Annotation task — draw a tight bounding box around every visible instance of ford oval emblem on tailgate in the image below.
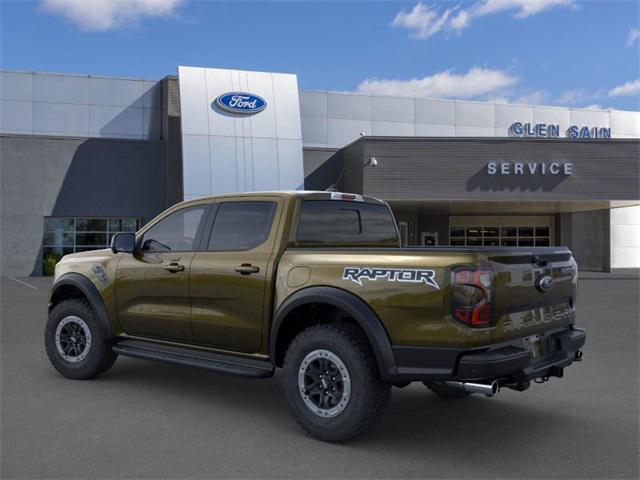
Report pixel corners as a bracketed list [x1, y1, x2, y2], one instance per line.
[214, 92, 266, 115]
[535, 274, 554, 293]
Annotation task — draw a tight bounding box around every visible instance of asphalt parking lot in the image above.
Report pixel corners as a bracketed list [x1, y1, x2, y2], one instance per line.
[1, 273, 638, 479]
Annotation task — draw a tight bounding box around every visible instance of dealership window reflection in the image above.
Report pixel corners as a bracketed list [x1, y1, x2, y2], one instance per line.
[450, 226, 550, 247]
[42, 217, 141, 275]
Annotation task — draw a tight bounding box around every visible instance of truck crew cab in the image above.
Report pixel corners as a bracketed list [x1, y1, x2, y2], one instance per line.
[46, 191, 586, 442]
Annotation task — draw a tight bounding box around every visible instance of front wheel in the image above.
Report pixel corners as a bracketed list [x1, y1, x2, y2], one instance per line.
[45, 299, 117, 379]
[282, 324, 391, 443]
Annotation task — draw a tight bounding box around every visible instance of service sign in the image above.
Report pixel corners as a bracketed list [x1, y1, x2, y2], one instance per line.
[214, 92, 267, 115]
[487, 161, 574, 176]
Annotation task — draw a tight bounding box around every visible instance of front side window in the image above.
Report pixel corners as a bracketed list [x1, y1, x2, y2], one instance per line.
[207, 201, 277, 251]
[141, 206, 206, 253]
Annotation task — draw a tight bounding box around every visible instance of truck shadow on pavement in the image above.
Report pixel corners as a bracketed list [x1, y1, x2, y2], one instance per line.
[101, 358, 575, 453]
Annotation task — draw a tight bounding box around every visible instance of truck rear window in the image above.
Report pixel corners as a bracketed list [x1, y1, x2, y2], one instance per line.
[296, 200, 399, 245]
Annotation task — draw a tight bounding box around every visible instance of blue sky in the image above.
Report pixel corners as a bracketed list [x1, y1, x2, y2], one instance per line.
[1, 0, 639, 110]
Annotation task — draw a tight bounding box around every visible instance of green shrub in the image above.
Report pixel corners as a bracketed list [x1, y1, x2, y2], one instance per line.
[43, 252, 62, 276]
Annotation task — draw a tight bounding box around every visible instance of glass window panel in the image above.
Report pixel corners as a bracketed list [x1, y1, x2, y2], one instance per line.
[76, 233, 107, 246]
[518, 227, 534, 237]
[297, 201, 398, 245]
[467, 238, 482, 246]
[43, 231, 74, 246]
[535, 238, 550, 246]
[501, 238, 517, 246]
[109, 218, 139, 232]
[451, 238, 465, 246]
[141, 206, 206, 252]
[450, 227, 465, 238]
[518, 238, 534, 246]
[466, 227, 482, 237]
[122, 218, 139, 232]
[75, 246, 106, 252]
[44, 217, 74, 232]
[483, 227, 499, 237]
[484, 238, 499, 246]
[501, 227, 517, 237]
[535, 227, 550, 237]
[209, 202, 277, 251]
[76, 218, 107, 231]
[108, 219, 123, 232]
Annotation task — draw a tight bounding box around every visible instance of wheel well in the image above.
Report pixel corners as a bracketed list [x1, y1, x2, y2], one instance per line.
[50, 284, 88, 311]
[273, 302, 369, 367]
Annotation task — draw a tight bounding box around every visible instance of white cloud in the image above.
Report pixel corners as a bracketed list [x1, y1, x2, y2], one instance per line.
[556, 89, 587, 105]
[392, 0, 576, 39]
[583, 104, 605, 110]
[608, 79, 640, 97]
[391, 3, 457, 39]
[470, 0, 577, 19]
[515, 90, 548, 105]
[40, 0, 184, 31]
[356, 67, 518, 99]
[627, 28, 640, 47]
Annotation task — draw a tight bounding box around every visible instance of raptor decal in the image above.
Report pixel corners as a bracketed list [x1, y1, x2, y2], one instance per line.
[342, 267, 439, 289]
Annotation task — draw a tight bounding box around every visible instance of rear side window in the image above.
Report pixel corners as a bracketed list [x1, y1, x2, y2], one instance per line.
[207, 201, 277, 251]
[297, 200, 399, 245]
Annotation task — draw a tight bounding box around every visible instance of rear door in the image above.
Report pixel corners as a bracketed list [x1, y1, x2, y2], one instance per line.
[190, 198, 282, 353]
[489, 250, 578, 343]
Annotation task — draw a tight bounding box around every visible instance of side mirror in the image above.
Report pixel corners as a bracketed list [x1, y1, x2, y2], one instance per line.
[111, 232, 136, 254]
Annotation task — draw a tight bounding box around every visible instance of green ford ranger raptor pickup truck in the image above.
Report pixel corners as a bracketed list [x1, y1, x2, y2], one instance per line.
[46, 191, 586, 442]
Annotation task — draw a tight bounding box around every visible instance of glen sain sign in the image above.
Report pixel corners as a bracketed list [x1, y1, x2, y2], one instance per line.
[214, 92, 266, 115]
[510, 122, 611, 139]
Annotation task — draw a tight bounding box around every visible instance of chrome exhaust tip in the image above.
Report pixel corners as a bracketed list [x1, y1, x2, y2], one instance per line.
[444, 380, 500, 397]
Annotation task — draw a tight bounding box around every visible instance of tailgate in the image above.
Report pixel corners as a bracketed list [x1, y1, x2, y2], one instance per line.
[488, 249, 578, 343]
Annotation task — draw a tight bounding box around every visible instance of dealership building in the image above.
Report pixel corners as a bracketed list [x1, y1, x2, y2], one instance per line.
[1, 66, 639, 275]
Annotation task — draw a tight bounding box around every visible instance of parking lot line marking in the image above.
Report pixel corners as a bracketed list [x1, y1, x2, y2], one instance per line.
[7, 277, 39, 290]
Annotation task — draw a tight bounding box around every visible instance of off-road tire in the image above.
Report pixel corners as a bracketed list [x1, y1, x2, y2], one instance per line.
[45, 299, 117, 379]
[423, 381, 472, 399]
[282, 323, 391, 443]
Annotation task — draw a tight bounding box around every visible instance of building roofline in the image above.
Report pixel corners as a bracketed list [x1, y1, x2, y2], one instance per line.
[0, 68, 160, 83]
[340, 135, 640, 150]
[299, 88, 640, 115]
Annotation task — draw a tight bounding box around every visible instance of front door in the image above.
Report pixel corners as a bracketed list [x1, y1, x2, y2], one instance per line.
[115, 204, 209, 343]
[190, 198, 281, 353]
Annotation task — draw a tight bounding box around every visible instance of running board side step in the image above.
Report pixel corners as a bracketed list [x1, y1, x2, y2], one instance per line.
[113, 340, 274, 379]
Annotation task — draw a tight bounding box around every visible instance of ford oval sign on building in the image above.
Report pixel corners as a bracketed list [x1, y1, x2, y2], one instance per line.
[214, 92, 267, 115]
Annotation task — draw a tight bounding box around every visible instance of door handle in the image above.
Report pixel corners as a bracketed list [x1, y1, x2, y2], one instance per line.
[234, 264, 260, 275]
[164, 262, 185, 273]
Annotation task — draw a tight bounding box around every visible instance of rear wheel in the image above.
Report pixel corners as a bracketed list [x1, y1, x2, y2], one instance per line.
[45, 299, 117, 379]
[424, 381, 472, 399]
[282, 324, 391, 443]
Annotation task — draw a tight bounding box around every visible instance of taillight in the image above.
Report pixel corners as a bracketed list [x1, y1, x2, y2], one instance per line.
[451, 267, 493, 328]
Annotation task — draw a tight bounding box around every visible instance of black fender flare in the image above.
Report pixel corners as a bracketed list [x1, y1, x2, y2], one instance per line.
[49, 273, 113, 339]
[270, 286, 398, 381]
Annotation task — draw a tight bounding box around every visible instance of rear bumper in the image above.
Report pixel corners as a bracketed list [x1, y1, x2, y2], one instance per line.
[392, 327, 586, 383]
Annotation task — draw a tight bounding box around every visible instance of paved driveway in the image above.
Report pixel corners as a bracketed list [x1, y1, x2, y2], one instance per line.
[1, 274, 638, 479]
